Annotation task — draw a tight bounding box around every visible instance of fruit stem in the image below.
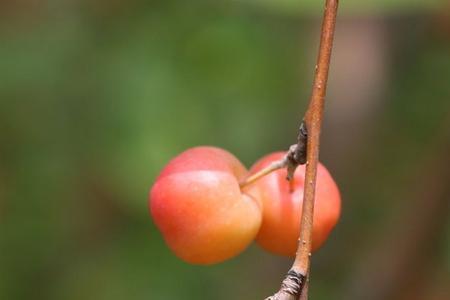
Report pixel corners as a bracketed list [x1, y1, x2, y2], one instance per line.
[265, 0, 339, 299]
[239, 158, 287, 189]
[239, 137, 308, 190]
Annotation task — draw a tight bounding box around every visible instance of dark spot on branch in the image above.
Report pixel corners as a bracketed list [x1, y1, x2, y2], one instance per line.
[265, 269, 306, 300]
[286, 121, 308, 181]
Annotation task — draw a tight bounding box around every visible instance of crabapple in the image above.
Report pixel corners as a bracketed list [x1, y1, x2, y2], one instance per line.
[249, 152, 340, 257]
[149, 146, 261, 265]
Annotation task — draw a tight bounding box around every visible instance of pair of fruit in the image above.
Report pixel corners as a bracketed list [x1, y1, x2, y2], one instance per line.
[149, 146, 340, 265]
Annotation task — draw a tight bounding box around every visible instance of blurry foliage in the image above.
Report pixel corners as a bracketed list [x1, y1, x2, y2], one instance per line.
[235, 0, 445, 15]
[0, 1, 449, 300]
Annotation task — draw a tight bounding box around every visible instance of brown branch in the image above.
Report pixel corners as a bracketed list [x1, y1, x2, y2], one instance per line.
[299, 279, 309, 300]
[265, 0, 339, 299]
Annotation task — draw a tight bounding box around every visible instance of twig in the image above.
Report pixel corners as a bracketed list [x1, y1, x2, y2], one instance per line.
[265, 0, 339, 299]
[239, 125, 307, 189]
[299, 279, 309, 300]
[239, 158, 287, 189]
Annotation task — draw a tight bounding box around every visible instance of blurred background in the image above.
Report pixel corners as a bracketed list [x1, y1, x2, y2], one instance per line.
[1, 0, 449, 299]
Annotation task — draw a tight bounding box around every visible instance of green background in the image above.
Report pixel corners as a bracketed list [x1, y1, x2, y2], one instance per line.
[1, 1, 449, 299]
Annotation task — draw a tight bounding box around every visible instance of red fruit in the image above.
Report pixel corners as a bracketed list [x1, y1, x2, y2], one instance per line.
[149, 146, 261, 265]
[249, 152, 340, 257]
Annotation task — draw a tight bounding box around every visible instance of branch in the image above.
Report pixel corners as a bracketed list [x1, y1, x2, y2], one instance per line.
[265, 0, 339, 299]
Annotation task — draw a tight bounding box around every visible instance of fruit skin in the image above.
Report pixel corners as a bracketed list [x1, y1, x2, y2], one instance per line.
[249, 152, 341, 257]
[149, 146, 261, 265]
